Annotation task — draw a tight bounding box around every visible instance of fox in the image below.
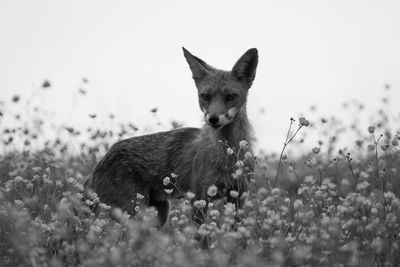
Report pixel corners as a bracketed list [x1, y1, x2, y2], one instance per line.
[85, 47, 258, 229]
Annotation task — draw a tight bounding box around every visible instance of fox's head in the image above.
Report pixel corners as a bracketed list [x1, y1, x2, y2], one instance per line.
[183, 47, 258, 129]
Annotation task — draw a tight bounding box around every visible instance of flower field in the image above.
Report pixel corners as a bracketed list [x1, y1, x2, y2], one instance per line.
[1, 84, 399, 266]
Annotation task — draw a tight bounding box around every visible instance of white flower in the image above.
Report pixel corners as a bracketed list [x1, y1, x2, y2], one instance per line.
[207, 185, 218, 197]
[244, 152, 253, 160]
[164, 189, 173, 194]
[14, 176, 25, 183]
[170, 173, 178, 178]
[232, 168, 243, 179]
[239, 140, 249, 149]
[163, 177, 171, 186]
[356, 181, 370, 191]
[186, 192, 195, 200]
[359, 171, 369, 179]
[235, 160, 244, 168]
[229, 190, 239, 198]
[193, 200, 207, 209]
[293, 199, 303, 210]
[136, 193, 144, 199]
[227, 147, 234, 155]
[67, 177, 77, 184]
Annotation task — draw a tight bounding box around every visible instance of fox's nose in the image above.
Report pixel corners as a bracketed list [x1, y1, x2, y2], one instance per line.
[208, 115, 220, 126]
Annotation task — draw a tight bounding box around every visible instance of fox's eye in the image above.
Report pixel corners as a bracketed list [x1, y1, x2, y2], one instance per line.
[226, 94, 238, 101]
[201, 94, 211, 101]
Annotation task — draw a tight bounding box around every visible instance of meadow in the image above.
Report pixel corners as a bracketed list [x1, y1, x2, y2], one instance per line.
[0, 82, 399, 267]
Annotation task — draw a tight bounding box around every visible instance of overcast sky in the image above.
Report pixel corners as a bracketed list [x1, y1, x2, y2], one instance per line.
[1, 0, 399, 153]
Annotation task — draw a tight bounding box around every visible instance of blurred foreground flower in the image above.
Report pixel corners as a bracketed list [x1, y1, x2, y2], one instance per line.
[367, 126, 375, 134]
[299, 117, 310, 127]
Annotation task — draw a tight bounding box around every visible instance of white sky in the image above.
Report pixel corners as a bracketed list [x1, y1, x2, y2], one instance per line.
[0, 0, 399, 153]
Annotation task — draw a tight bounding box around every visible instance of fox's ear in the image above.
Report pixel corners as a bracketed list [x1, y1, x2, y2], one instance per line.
[231, 48, 258, 88]
[182, 47, 212, 83]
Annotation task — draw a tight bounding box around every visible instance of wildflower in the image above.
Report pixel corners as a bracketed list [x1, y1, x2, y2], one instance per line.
[99, 203, 111, 210]
[271, 188, 280, 196]
[171, 173, 178, 178]
[67, 177, 77, 184]
[312, 147, 320, 154]
[171, 216, 179, 224]
[244, 151, 253, 160]
[26, 182, 33, 189]
[14, 199, 24, 206]
[304, 175, 315, 184]
[232, 168, 243, 179]
[239, 140, 249, 149]
[31, 167, 42, 172]
[229, 190, 239, 198]
[12, 95, 20, 103]
[235, 160, 244, 168]
[186, 191, 195, 200]
[371, 207, 378, 215]
[136, 193, 144, 199]
[356, 181, 370, 191]
[164, 189, 173, 194]
[293, 199, 303, 210]
[209, 209, 220, 217]
[193, 200, 207, 209]
[226, 147, 234, 155]
[163, 177, 171, 186]
[42, 80, 51, 88]
[14, 176, 25, 183]
[73, 183, 84, 191]
[299, 117, 310, 127]
[367, 126, 375, 134]
[85, 199, 94, 206]
[315, 190, 323, 198]
[359, 171, 369, 179]
[207, 185, 218, 197]
[381, 144, 389, 151]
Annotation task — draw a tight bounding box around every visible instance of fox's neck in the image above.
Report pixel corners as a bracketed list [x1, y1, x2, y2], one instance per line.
[204, 109, 254, 151]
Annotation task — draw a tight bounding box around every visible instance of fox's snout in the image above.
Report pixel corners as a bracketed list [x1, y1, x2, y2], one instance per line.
[204, 107, 237, 129]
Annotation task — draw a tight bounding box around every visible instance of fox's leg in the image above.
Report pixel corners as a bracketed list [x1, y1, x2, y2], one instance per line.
[149, 199, 170, 228]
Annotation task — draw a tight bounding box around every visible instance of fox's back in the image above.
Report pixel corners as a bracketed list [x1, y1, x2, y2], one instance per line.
[93, 127, 200, 184]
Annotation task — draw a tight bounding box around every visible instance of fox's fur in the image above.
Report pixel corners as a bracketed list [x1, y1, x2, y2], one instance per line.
[85, 47, 258, 228]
